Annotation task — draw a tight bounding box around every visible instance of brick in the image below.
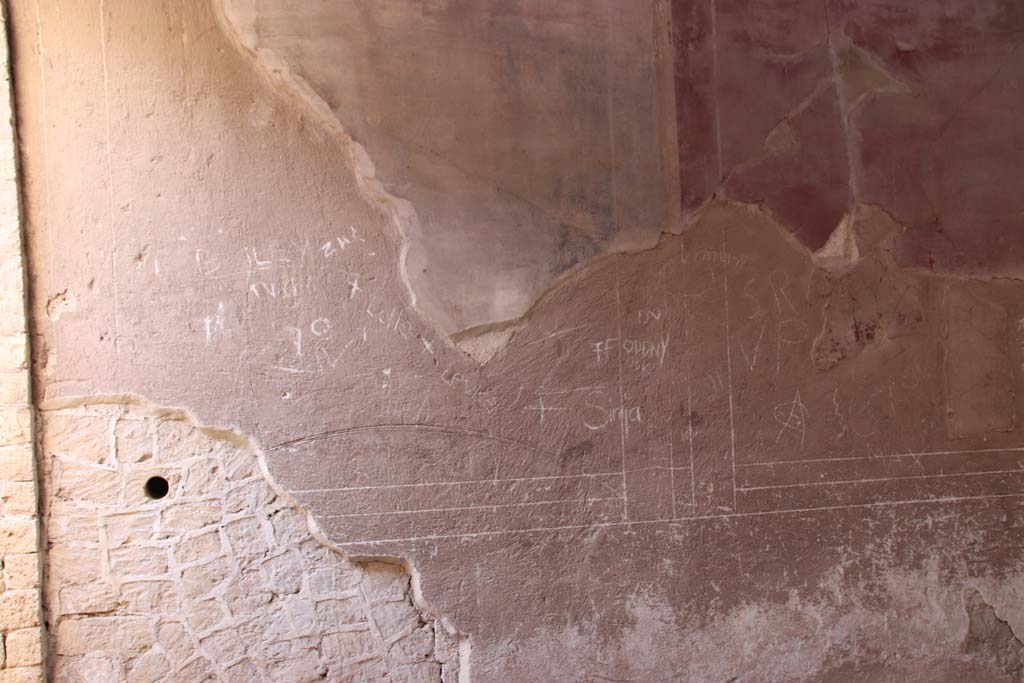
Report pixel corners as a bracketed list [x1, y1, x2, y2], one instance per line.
[5, 627, 42, 667]
[0, 590, 40, 628]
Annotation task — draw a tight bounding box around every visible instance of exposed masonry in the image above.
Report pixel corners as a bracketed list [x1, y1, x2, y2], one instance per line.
[0, 1, 44, 681]
[40, 401, 463, 682]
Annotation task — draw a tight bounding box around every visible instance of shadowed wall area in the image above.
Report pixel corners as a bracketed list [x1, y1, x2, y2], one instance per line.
[6, 0, 1024, 681]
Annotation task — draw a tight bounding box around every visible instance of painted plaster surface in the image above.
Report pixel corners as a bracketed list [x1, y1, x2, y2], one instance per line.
[222, 0, 681, 335]
[9, 0, 1024, 681]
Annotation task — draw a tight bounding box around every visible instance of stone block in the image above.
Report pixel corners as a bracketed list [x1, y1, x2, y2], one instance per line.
[160, 500, 220, 534]
[219, 446, 259, 481]
[0, 482, 36, 517]
[155, 419, 209, 462]
[392, 624, 437, 662]
[45, 499, 99, 544]
[40, 411, 110, 464]
[51, 459, 119, 505]
[114, 417, 155, 464]
[54, 616, 152, 656]
[392, 662, 443, 683]
[185, 598, 226, 633]
[3, 553, 38, 590]
[224, 659, 262, 683]
[179, 458, 224, 497]
[170, 655, 214, 683]
[173, 529, 222, 566]
[122, 468, 181, 507]
[0, 590, 39, 628]
[57, 582, 117, 616]
[0, 335, 26, 373]
[0, 445, 33, 482]
[180, 557, 234, 600]
[5, 627, 42, 667]
[102, 510, 157, 547]
[47, 546, 101, 586]
[0, 519, 36, 555]
[0, 406, 31, 447]
[0, 666, 44, 683]
[222, 568, 272, 614]
[223, 480, 272, 515]
[199, 627, 245, 662]
[0, 370, 27, 405]
[262, 550, 303, 594]
[127, 649, 170, 683]
[284, 594, 318, 635]
[108, 545, 169, 578]
[156, 621, 194, 662]
[315, 597, 365, 626]
[270, 508, 308, 546]
[120, 581, 177, 615]
[360, 562, 409, 603]
[224, 516, 272, 561]
[321, 628, 378, 663]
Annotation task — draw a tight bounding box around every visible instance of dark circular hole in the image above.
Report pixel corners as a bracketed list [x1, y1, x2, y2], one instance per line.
[144, 476, 170, 500]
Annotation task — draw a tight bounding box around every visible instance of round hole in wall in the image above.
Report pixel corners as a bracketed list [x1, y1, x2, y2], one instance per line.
[144, 476, 170, 500]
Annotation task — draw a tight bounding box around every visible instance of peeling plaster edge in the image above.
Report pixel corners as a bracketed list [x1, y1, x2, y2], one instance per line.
[36, 393, 472, 680]
[208, 0, 458, 344]
[208, 0, 693, 362]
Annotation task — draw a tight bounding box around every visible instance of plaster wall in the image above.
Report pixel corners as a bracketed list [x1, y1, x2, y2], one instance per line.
[8, 0, 1024, 682]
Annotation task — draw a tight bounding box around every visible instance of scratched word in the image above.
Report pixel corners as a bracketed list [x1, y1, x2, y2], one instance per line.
[681, 245, 753, 269]
[583, 389, 644, 432]
[592, 336, 669, 368]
